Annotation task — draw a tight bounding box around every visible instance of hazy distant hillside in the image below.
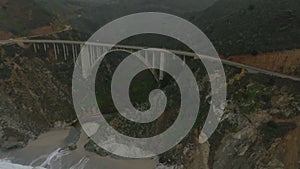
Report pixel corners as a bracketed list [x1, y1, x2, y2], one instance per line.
[33, 0, 217, 34]
[0, 0, 110, 39]
[190, 0, 300, 56]
[0, 0, 217, 37]
[65, 0, 217, 34]
[33, 0, 110, 17]
[101, 0, 216, 12]
[0, 0, 53, 36]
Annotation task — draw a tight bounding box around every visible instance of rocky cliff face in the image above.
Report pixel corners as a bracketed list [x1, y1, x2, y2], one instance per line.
[83, 59, 300, 168]
[0, 44, 75, 151]
[0, 41, 299, 169]
[184, 71, 300, 169]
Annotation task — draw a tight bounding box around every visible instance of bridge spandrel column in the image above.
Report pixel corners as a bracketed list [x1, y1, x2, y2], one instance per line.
[95, 46, 98, 57]
[159, 52, 165, 80]
[97, 46, 102, 59]
[102, 46, 108, 54]
[144, 51, 150, 65]
[81, 45, 91, 79]
[88, 45, 94, 67]
[152, 51, 156, 69]
[92, 46, 96, 63]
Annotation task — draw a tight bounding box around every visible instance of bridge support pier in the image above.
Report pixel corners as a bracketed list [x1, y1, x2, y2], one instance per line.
[33, 43, 37, 53]
[66, 44, 69, 56]
[71, 45, 75, 62]
[43, 43, 47, 52]
[63, 44, 67, 60]
[53, 44, 57, 60]
[56, 44, 60, 55]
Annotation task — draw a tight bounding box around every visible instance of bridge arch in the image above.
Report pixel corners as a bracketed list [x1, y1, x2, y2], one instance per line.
[81, 47, 159, 82]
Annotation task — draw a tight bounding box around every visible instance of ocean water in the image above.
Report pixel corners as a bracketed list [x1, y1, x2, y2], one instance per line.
[0, 128, 157, 169]
[0, 148, 87, 169]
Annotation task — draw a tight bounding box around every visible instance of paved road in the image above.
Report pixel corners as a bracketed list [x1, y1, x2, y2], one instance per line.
[1, 39, 300, 82]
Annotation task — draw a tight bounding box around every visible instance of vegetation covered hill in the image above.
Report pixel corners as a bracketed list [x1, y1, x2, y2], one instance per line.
[0, 0, 54, 37]
[61, 0, 217, 34]
[189, 0, 300, 56]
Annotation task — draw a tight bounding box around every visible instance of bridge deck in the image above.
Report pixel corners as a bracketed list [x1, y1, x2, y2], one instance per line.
[0, 39, 299, 82]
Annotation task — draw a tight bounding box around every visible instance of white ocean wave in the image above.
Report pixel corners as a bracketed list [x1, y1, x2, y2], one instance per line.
[0, 148, 89, 169]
